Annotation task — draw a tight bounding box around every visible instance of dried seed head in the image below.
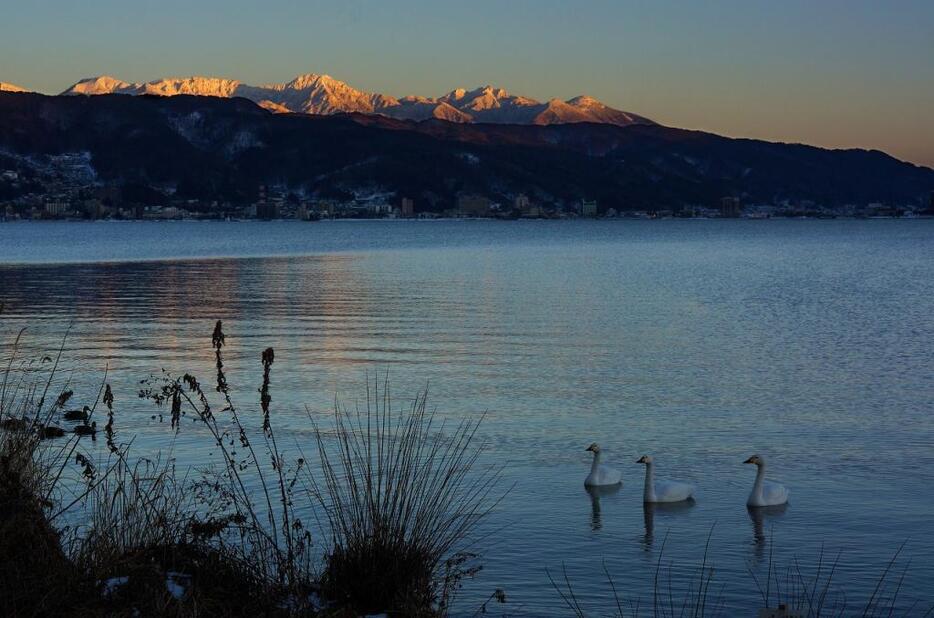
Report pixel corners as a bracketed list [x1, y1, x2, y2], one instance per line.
[212, 320, 225, 350]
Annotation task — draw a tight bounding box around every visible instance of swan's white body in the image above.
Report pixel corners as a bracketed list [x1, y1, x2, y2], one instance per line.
[637, 456, 695, 503]
[584, 444, 621, 487]
[745, 455, 789, 507]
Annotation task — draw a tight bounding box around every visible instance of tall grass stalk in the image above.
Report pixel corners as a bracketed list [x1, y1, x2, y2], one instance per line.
[138, 321, 314, 601]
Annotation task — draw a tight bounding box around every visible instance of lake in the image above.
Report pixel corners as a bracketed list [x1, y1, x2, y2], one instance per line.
[1, 219, 933, 615]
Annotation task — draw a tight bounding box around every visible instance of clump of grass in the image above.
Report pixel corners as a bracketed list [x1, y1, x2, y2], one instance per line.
[0, 326, 102, 614]
[750, 539, 926, 618]
[0, 417, 82, 615]
[71, 455, 191, 573]
[549, 528, 723, 618]
[68, 453, 284, 615]
[549, 530, 933, 618]
[309, 380, 501, 616]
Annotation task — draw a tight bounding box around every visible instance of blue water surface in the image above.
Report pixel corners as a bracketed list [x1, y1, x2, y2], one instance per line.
[1, 219, 932, 615]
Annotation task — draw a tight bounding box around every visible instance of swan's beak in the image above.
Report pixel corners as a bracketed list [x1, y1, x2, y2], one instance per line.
[585, 446, 593, 452]
[743, 457, 755, 464]
[635, 457, 646, 463]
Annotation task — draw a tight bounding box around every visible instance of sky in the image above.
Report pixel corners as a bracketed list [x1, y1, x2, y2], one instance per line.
[2, 0, 933, 167]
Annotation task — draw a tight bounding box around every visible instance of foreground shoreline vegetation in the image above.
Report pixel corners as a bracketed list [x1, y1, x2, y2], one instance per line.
[1, 312, 931, 617]
[1, 317, 501, 616]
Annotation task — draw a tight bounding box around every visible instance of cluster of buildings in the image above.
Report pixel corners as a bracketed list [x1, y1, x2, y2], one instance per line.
[2, 155, 933, 222]
[231, 191, 605, 221]
[440, 195, 597, 219]
[247, 190, 416, 221]
[0, 177, 607, 221]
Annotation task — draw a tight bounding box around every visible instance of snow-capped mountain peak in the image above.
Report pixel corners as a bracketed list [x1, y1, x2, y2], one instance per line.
[446, 88, 469, 101]
[57, 72, 654, 127]
[568, 95, 602, 107]
[65, 75, 138, 95]
[140, 76, 242, 98]
[281, 73, 330, 90]
[0, 82, 29, 93]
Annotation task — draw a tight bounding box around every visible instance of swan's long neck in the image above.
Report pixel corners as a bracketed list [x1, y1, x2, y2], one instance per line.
[751, 463, 766, 499]
[643, 462, 656, 502]
[590, 450, 602, 473]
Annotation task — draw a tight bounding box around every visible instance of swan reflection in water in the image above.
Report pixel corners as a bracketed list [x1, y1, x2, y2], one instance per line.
[642, 499, 695, 549]
[585, 483, 622, 531]
[747, 503, 788, 564]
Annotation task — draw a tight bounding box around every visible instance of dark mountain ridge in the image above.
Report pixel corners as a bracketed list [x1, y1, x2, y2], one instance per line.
[1, 91, 931, 212]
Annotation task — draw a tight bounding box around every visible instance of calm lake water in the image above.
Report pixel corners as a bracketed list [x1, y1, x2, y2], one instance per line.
[1, 219, 933, 615]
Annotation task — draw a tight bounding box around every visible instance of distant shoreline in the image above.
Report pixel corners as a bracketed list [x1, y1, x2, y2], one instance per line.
[1, 215, 932, 224]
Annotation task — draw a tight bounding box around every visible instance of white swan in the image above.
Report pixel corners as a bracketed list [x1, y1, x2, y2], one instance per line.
[584, 443, 622, 486]
[744, 454, 789, 507]
[636, 455, 695, 503]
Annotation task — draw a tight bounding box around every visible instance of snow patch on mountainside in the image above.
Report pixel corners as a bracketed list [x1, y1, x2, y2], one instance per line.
[165, 111, 207, 146]
[256, 100, 291, 114]
[224, 130, 263, 157]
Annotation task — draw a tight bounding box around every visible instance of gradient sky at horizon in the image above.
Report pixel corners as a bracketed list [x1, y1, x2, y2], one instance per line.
[2, 0, 933, 167]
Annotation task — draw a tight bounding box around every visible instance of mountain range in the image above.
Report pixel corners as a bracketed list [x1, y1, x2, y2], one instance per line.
[1, 91, 931, 213]
[57, 73, 655, 127]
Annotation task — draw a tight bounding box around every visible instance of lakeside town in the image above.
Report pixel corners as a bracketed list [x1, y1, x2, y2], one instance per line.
[2, 153, 933, 222]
